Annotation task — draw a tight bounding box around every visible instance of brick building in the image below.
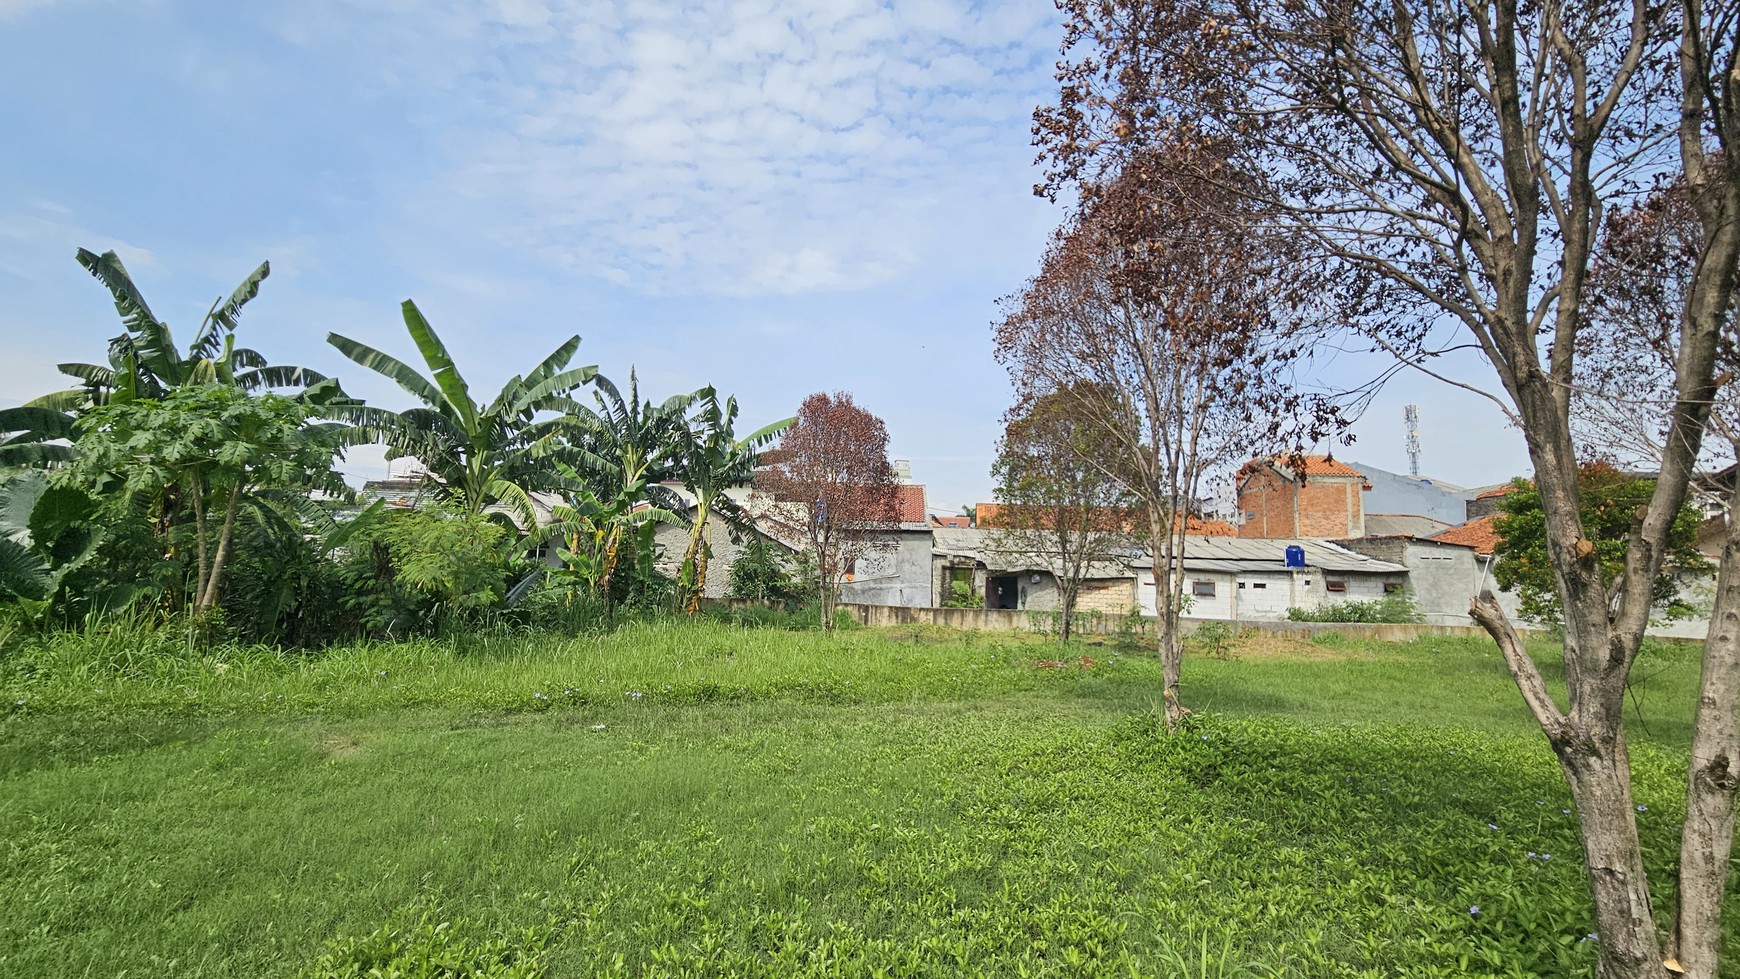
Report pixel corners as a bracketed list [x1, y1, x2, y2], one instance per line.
[1236, 456, 1371, 538]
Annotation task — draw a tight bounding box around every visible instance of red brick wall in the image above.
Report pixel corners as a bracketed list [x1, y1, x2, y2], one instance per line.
[1237, 469, 1295, 538]
[1237, 468, 1364, 538]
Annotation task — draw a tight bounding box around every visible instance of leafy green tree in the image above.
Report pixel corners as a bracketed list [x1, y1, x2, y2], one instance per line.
[1495, 462, 1712, 626]
[33, 249, 339, 411]
[66, 385, 345, 613]
[671, 389, 790, 613]
[328, 301, 595, 529]
[334, 505, 515, 636]
[724, 533, 801, 605]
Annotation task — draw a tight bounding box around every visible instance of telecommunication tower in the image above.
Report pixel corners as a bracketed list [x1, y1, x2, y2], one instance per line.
[1404, 404, 1421, 477]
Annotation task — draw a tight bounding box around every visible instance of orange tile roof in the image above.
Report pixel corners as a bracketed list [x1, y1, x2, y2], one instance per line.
[1241, 455, 1366, 479]
[975, 502, 1233, 536]
[1476, 483, 1523, 500]
[894, 484, 927, 524]
[931, 514, 972, 528]
[1431, 514, 1502, 554]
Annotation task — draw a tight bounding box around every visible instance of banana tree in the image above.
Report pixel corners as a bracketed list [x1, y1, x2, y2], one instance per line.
[672, 390, 791, 614]
[0, 406, 75, 467]
[533, 463, 681, 602]
[564, 371, 698, 601]
[328, 300, 596, 530]
[32, 248, 340, 412]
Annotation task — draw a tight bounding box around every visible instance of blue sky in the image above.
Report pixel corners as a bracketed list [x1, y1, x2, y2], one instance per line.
[0, 0, 1531, 510]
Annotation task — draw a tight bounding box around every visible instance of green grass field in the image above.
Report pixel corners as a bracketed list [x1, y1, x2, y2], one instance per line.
[0, 622, 1727, 977]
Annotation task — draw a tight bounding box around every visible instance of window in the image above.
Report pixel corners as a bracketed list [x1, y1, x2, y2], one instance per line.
[1383, 582, 1403, 594]
[1192, 580, 1216, 598]
[1252, 582, 1267, 590]
[1325, 579, 1347, 593]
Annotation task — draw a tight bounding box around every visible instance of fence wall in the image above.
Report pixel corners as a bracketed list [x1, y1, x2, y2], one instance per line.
[836, 602, 1519, 643]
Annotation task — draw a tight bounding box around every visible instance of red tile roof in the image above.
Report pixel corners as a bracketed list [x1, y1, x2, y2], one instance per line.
[974, 502, 1234, 536]
[895, 484, 927, 524]
[1431, 514, 1502, 554]
[1476, 484, 1522, 500]
[1241, 455, 1366, 479]
[931, 514, 972, 528]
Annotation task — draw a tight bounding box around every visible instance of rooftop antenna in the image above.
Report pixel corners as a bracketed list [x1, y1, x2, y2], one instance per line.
[1404, 404, 1421, 477]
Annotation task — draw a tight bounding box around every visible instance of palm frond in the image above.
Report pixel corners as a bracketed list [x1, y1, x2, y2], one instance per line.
[400, 301, 479, 433]
[76, 249, 162, 338]
[328, 332, 445, 409]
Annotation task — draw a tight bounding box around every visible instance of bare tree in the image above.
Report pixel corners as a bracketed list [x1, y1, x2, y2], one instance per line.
[1033, 0, 1738, 972]
[997, 145, 1330, 728]
[755, 392, 900, 632]
[990, 383, 1140, 641]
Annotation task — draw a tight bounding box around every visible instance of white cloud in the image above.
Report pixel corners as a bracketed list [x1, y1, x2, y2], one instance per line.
[328, 0, 1060, 297]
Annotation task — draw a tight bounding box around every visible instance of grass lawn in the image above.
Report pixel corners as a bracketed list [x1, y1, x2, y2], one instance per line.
[0, 622, 1727, 977]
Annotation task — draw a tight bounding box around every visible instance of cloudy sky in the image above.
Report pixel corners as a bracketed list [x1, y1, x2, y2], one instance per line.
[0, 0, 1531, 510]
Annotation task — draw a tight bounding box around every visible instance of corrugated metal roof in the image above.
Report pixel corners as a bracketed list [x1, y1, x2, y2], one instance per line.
[1130, 536, 1407, 574]
[932, 527, 1132, 578]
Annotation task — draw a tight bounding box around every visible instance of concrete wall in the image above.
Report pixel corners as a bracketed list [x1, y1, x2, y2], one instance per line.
[836, 602, 1544, 642]
[652, 519, 759, 599]
[839, 529, 933, 608]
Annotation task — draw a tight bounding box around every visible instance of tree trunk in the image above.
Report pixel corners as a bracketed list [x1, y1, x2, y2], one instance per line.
[1558, 737, 1663, 979]
[1058, 582, 1078, 642]
[1670, 486, 1740, 978]
[198, 487, 242, 613]
[189, 476, 210, 612]
[680, 511, 710, 616]
[596, 526, 622, 612]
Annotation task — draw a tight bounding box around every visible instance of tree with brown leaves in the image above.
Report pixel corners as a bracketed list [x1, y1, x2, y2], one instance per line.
[755, 392, 900, 632]
[1034, 0, 1738, 971]
[997, 144, 1332, 728]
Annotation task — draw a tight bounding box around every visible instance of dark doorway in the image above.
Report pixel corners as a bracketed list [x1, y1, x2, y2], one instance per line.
[988, 574, 1020, 610]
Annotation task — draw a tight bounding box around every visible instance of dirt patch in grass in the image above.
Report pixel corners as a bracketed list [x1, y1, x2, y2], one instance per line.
[318, 731, 367, 760]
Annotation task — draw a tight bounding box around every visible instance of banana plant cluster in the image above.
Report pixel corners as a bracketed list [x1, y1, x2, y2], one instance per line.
[4, 246, 789, 627]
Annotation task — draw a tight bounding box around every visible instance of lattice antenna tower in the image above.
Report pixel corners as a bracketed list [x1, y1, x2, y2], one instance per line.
[1404, 404, 1421, 477]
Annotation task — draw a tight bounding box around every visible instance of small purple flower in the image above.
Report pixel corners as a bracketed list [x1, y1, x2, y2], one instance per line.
[1487, 823, 1498, 831]
[1562, 809, 1571, 815]
[1637, 805, 1649, 813]
[1469, 905, 1480, 917]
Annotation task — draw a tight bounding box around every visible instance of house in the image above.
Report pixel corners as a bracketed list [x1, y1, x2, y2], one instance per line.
[1130, 536, 1407, 620]
[1335, 533, 1518, 626]
[1236, 456, 1371, 538]
[930, 527, 1135, 613]
[836, 484, 934, 608]
[1346, 460, 1480, 527]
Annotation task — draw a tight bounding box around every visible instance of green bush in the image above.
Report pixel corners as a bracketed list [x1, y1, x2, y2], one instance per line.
[1286, 591, 1423, 624]
[942, 580, 983, 608]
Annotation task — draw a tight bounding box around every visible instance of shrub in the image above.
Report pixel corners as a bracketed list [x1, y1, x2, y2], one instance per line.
[1286, 591, 1423, 624]
[942, 580, 984, 609]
